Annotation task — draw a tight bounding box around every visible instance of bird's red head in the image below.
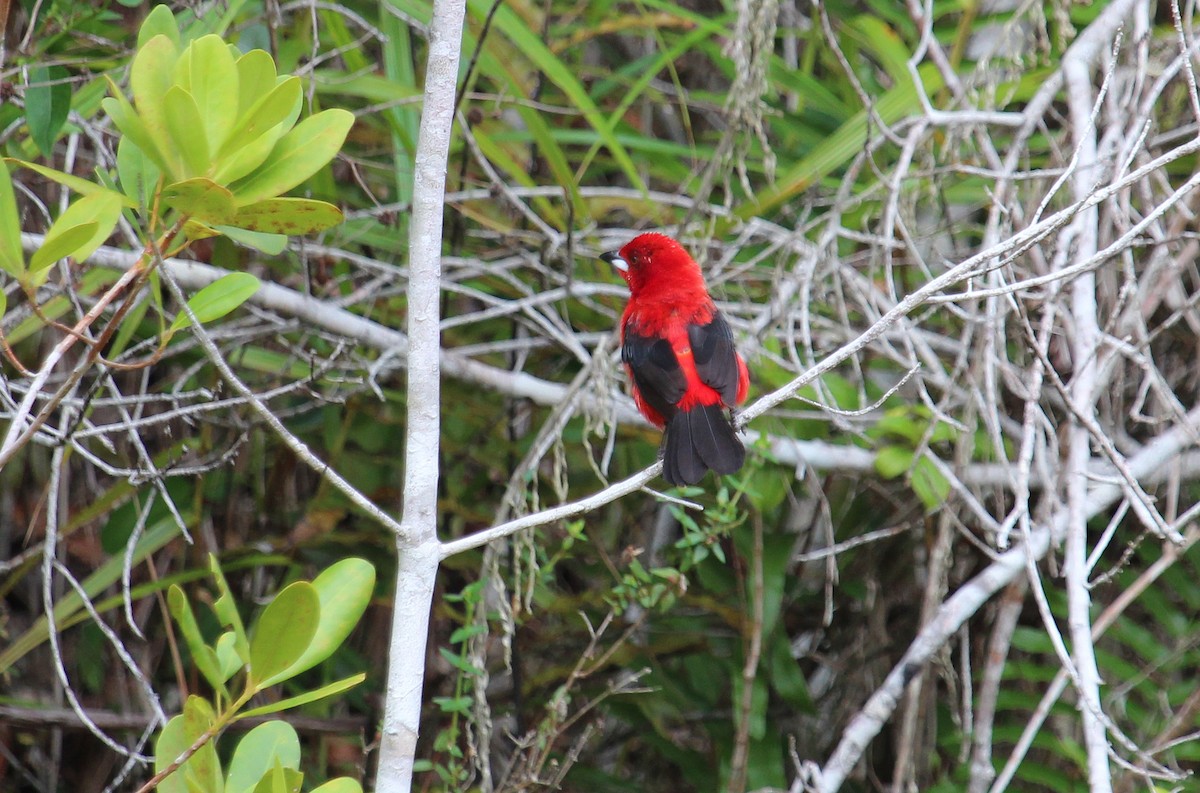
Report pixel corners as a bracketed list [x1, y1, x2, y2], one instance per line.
[600, 233, 706, 299]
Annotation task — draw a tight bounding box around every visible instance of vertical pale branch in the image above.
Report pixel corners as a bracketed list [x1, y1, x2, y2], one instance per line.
[1062, 53, 1113, 793]
[375, 0, 467, 791]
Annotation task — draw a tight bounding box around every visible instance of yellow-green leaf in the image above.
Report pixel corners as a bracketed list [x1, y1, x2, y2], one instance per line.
[0, 161, 24, 277]
[161, 177, 236, 225]
[229, 109, 354, 205]
[4, 158, 136, 206]
[101, 84, 173, 177]
[116, 136, 162, 209]
[28, 193, 123, 280]
[130, 34, 182, 178]
[29, 221, 99, 273]
[233, 198, 343, 235]
[216, 76, 301, 161]
[137, 4, 180, 50]
[168, 272, 261, 336]
[235, 49, 279, 119]
[175, 35, 238, 154]
[214, 226, 287, 254]
[163, 86, 209, 177]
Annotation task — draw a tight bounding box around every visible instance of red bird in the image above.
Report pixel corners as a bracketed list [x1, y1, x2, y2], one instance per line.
[601, 233, 750, 486]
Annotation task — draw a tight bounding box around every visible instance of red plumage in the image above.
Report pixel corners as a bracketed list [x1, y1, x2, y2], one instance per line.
[601, 233, 749, 486]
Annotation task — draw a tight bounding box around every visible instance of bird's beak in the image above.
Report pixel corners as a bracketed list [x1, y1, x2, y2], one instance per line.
[600, 250, 629, 272]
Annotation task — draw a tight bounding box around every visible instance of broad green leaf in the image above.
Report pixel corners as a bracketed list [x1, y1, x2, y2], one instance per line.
[248, 581, 319, 688]
[277, 558, 374, 680]
[28, 221, 99, 274]
[117, 136, 162, 209]
[235, 49, 278, 118]
[0, 290, 7, 318]
[5, 158, 136, 205]
[161, 178, 236, 225]
[874, 445, 913, 479]
[225, 722, 300, 793]
[180, 697, 221, 793]
[214, 226, 287, 254]
[28, 192, 124, 277]
[102, 87, 173, 176]
[26, 66, 72, 158]
[0, 161, 24, 277]
[130, 35, 183, 177]
[163, 86, 210, 177]
[311, 780, 363, 793]
[138, 4, 181, 50]
[168, 272, 260, 336]
[154, 714, 192, 793]
[232, 198, 343, 235]
[238, 673, 365, 719]
[167, 586, 228, 696]
[212, 128, 286, 185]
[216, 77, 301, 161]
[175, 35, 239, 154]
[229, 109, 354, 205]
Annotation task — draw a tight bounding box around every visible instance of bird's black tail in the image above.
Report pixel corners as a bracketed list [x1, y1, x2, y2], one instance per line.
[661, 403, 745, 486]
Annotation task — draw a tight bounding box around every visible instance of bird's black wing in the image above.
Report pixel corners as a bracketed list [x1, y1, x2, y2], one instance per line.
[622, 330, 687, 421]
[687, 309, 741, 406]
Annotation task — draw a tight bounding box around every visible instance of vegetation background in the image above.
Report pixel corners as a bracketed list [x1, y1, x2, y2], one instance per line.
[3, 0, 1200, 791]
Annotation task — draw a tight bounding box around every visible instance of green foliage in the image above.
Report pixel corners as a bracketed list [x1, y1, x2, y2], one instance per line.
[153, 555, 372, 793]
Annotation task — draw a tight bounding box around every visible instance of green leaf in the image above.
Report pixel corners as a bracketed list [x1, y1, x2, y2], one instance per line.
[216, 77, 301, 161]
[167, 586, 229, 696]
[161, 178, 237, 225]
[130, 34, 183, 178]
[4, 158, 136, 205]
[208, 554, 250, 662]
[225, 722, 300, 793]
[277, 558, 374, 681]
[215, 632, 244, 682]
[229, 109, 354, 205]
[155, 696, 221, 793]
[117, 136, 162, 209]
[232, 198, 343, 235]
[26, 66, 72, 158]
[251, 763, 302, 793]
[912, 456, 950, 510]
[174, 35, 239, 155]
[164, 86, 210, 178]
[28, 221, 99, 274]
[235, 50, 279, 119]
[180, 696, 222, 792]
[167, 272, 261, 337]
[26, 192, 123, 280]
[874, 445, 913, 479]
[214, 226, 287, 254]
[248, 581, 320, 689]
[238, 673, 365, 719]
[138, 4, 181, 50]
[154, 714, 191, 793]
[310, 779, 363, 793]
[0, 161, 25, 277]
[102, 84, 173, 176]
